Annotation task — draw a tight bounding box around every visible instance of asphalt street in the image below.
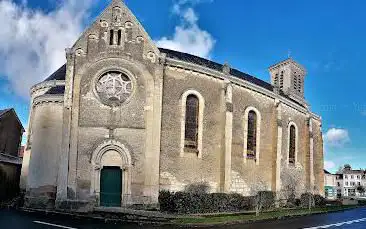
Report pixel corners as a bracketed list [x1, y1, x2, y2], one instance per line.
[1, 207, 366, 229]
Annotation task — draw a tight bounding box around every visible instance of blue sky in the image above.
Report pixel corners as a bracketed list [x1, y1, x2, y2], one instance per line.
[1, 0, 365, 172]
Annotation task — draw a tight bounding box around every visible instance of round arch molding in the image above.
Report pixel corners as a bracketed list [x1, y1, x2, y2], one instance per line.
[90, 139, 132, 206]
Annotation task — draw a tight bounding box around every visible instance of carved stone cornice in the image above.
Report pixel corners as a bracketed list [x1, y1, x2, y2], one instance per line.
[33, 94, 64, 107]
[30, 80, 65, 95]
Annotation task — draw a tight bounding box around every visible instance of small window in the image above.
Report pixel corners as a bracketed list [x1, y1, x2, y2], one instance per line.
[346, 182, 348, 186]
[345, 175, 348, 179]
[351, 175, 354, 179]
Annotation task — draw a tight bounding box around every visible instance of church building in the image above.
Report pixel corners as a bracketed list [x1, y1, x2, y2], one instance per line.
[25, 0, 324, 210]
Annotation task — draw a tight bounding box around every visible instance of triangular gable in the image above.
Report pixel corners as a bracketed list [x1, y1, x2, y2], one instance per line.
[71, 0, 160, 62]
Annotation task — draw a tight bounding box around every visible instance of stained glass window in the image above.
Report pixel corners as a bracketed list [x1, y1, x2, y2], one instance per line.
[289, 125, 296, 165]
[184, 95, 199, 151]
[247, 110, 257, 158]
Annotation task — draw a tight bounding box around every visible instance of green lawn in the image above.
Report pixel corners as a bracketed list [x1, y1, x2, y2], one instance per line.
[172, 205, 358, 225]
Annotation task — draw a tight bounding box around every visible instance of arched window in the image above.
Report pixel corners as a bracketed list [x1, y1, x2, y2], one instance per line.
[243, 107, 261, 164]
[289, 124, 296, 165]
[184, 95, 199, 150]
[180, 90, 205, 158]
[117, 30, 122, 45]
[247, 111, 257, 158]
[109, 29, 114, 45]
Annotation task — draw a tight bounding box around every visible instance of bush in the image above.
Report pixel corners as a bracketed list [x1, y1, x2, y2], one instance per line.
[158, 191, 255, 214]
[184, 182, 210, 194]
[314, 194, 326, 207]
[300, 193, 315, 208]
[257, 191, 276, 210]
[158, 190, 176, 213]
[325, 199, 342, 206]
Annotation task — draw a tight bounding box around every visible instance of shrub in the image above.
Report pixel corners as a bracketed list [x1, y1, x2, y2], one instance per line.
[184, 182, 210, 194]
[300, 193, 315, 208]
[257, 191, 276, 210]
[158, 190, 176, 213]
[314, 194, 326, 207]
[158, 191, 256, 214]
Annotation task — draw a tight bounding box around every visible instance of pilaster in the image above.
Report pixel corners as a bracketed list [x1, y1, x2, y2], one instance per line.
[143, 58, 164, 204]
[56, 49, 75, 202]
[309, 117, 315, 192]
[275, 100, 282, 193]
[224, 81, 233, 193]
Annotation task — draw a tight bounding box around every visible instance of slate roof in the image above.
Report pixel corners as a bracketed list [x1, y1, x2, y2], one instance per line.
[324, 169, 331, 174]
[159, 48, 274, 91]
[0, 109, 11, 118]
[40, 48, 304, 107]
[45, 85, 66, 95]
[43, 64, 66, 82]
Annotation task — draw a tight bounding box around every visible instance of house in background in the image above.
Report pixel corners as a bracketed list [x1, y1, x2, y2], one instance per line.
[0, 108, 24, 201]
[324, 170, 337, 199]
[326, 165, 366, 199]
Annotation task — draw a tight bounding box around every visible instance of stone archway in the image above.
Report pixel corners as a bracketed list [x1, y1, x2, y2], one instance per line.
[91, 140, 132, 206]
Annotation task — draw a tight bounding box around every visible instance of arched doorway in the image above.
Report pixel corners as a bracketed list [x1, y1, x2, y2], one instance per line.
[91, 140, 132, 207]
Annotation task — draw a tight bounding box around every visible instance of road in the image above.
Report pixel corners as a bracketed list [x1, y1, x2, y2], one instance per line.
[1, 207, 366, 229]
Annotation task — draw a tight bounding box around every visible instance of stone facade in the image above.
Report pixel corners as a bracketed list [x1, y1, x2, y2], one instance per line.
[25, 0, 324, 210]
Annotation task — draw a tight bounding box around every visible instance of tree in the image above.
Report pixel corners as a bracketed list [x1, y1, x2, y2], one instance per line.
[336, 166, 344, 174]
[344, 164, 352, 171]
[357, 185, 365, 196]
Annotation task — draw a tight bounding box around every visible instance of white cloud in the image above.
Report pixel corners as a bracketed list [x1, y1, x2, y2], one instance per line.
[324, 160, 336, 170]
[323, 128, 350, 147]
[0, 0, 93, 98]
[156, 1, 215, 58]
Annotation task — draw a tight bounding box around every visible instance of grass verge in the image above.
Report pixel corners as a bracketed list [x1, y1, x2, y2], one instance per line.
[172, 205, 358, 225]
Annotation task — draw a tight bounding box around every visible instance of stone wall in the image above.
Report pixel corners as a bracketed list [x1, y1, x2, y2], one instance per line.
[26, 101, 63, 208]
[231, 85, 275, 194]
[160, 67, 224, 193]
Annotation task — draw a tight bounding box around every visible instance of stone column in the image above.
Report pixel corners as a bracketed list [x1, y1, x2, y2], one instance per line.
[275, 100, 282, 193]
[224, 81, 233, 193]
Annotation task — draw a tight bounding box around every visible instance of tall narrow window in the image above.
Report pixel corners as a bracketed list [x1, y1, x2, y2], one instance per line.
[280, 71, 284, 89]
[117, 30, 122, 45]
[184, 95, 199, 151]
[109, 30, 114, 45]
[247, 111, 257, 158]
[289, 124, 296, 165]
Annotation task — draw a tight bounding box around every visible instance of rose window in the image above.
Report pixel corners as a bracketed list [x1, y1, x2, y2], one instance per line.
[96, 71, 133, 105]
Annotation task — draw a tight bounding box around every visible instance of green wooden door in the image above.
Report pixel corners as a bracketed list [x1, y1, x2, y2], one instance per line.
[100, 167, 122, 207]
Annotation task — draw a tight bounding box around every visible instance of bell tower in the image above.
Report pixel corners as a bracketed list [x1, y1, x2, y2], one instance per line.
[269, 58, 306, 103]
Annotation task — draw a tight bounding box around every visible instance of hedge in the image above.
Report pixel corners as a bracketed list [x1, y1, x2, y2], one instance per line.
[159, 190, 278, 214]
[300, 193, 326, 208]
